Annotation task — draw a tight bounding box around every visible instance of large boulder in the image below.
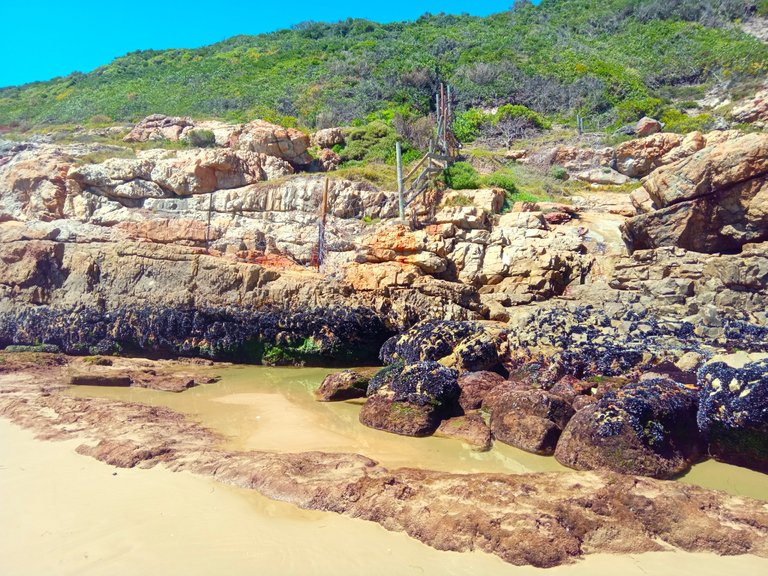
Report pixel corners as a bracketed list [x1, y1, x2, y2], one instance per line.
[366, 361, 460, 406]
[232, 120, 312, 166]
[697, 359, 768, 472]
[555, 378, 704, 478]
[490, 389, 574, 455]
[360, 361, 460, 436]
[615, 133, 683, 178]
[359, 395, 443, 437]
[379, 320, 500, 372]
[731, 88, 768, 124]
[621, 133, 768, 253]
[0, 144, 71, 222]
[435, 413, 492, 451]
[575, 168, 630, 186]
[635, 117, 662, 137]
[311, 127, 345, 149]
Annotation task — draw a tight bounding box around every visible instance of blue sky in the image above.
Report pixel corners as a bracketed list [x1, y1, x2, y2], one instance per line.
[1, 1, 538, 88]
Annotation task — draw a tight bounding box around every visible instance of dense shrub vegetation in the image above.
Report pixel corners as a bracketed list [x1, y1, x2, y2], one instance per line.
[0, 0, 765, 128]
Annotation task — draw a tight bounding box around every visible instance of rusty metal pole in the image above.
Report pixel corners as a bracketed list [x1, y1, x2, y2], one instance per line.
[317, 176, 329, 272]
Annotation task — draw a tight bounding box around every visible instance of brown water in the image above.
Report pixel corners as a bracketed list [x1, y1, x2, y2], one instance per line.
[68, 365, 567, 475]
[67, 365, 768, 500]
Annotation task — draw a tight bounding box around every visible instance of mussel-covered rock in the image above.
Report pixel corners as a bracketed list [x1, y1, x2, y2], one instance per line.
[490, 390, 575, 455]
[0, 305, 390, 366]
[697, 359, 768, 472]
[379, 320, 499, 372]
[315, 370, 369, 402]
[555, 378, 704, 478]
[360, 361, 460, 436]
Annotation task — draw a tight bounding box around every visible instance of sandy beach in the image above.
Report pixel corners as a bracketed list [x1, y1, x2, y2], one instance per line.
[3, 417, 768, 576]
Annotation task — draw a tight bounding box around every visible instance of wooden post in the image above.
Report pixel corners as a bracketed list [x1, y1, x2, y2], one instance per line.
[206, 192, 213, 248]
[396, 141, 405, 222]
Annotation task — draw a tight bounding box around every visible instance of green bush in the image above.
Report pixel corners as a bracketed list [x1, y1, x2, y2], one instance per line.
[549, 165, 569, 180]
[615, 97, 664, 124]
[481, 170, 517, 192]
[443, 193, 473, 207]
[493, 105, 550, 130]
[88, 114, 113, 125]
[338, 120, 417, 165]
[452, 105, 549, 144]
[188, 129, 217, 148]
[443, 162, 480, 189]
[453, 109, 485, 143]
[659, 108, 715, 133]
[758, 0, 768, 16]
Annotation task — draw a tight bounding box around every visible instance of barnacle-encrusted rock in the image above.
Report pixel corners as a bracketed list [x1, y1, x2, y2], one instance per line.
[697, 358, 768, 472]
[555, 378, 704, 478]
[490, 389, 574, 455]
[457, 370, 506, 411]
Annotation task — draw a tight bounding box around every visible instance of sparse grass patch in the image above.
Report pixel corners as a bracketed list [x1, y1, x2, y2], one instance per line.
[333, 162, 398, 190]
[83, 356, 113, 366]
[76, 147, 136, 165]
[443, 193, 474, 207]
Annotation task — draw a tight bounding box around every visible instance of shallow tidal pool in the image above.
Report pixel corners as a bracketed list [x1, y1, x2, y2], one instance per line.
[66, 365, 768, 500]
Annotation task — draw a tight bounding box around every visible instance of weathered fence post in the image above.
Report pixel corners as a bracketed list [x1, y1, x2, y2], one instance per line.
[396, 141, 405, 222]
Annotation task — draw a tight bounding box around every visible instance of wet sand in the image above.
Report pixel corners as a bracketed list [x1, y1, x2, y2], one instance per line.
[3, 419, 768, 576]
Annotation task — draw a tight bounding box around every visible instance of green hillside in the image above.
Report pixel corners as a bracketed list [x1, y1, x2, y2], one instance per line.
[1, 0, 766, 128]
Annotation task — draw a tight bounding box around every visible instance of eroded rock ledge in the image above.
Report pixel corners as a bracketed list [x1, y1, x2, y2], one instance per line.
[0, 355, 766, 569]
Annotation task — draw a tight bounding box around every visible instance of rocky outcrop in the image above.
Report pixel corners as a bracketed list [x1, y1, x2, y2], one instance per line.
[526, 145, 614, 173]
[615, 133, 683, 178]
[731, 88, 768, 125]
[622, 133, 768, 253]
[315, 370, 369, 401]
[123, 114, 195, 142]
[697, 358, 768, 472]
[70, 148, 293, 198]
[0, 142, 103, 222]
[230, 120, 311, 166]
[123, 116, 312, 167]
[555, 378, 704, 478]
